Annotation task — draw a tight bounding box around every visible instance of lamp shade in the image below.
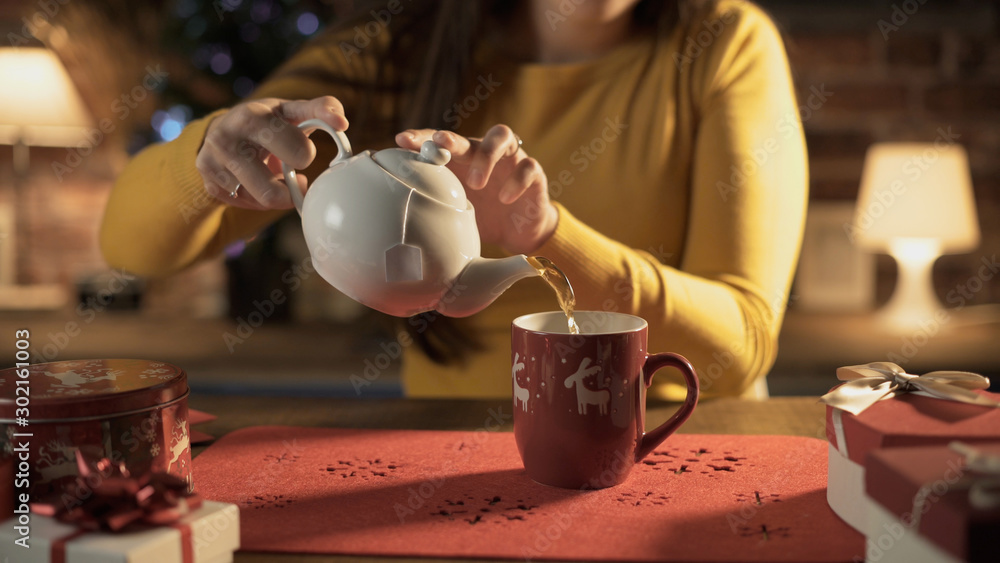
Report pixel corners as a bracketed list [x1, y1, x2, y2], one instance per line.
[0, 47, 93, 147]
[852, 143, 979, 253]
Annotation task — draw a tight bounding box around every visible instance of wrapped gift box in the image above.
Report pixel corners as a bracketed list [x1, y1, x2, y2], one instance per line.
[0, 359, 193, 516]
[825, 388, 1000, 532]
[0, 500, 239, 563]
[862, 443, 1000, 563]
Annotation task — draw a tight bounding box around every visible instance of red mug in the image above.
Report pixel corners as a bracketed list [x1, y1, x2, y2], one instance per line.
[511, 311, 699, 489]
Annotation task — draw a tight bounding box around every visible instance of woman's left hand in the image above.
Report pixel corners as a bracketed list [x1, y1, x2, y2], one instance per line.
[396, 125, 558, 255]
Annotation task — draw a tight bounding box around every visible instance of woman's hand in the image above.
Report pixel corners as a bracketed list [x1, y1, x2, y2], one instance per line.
[196, 96, 349, 210]
[395, 125, 558, 255]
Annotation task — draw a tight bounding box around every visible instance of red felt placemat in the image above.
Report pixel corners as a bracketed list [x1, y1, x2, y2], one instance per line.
[193, 427, 863, 562]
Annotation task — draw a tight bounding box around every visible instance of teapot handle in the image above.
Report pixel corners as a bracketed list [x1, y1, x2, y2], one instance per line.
[281, 118, 353, 214]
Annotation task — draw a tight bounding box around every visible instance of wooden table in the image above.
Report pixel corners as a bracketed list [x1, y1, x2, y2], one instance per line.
[188, 395, 830, 562]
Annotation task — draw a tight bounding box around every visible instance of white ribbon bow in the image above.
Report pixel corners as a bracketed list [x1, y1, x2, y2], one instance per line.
[819, 361, 998, 416]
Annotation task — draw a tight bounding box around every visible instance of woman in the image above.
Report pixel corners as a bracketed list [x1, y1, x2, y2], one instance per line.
[100, 0, 807, 400]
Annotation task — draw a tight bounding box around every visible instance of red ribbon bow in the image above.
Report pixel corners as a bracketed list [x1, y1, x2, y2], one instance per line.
[31, 449, 202, 533]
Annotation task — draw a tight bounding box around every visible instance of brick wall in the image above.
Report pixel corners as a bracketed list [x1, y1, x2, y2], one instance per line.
[10, 146, 113, 285]
[1, 142, 230, 318]
[763, 0, 1000, 306]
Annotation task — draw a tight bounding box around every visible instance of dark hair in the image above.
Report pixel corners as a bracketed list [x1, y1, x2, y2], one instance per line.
[310, 0, 715, 365]
[391, 0, 711, 131]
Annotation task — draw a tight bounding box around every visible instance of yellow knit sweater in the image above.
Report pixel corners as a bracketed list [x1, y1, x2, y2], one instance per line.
[101, 1, 807, 400]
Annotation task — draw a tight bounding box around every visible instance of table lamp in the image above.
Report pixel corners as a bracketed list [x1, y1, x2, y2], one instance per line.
[851, 142, 979, 329]
[0, 46, 93, 308]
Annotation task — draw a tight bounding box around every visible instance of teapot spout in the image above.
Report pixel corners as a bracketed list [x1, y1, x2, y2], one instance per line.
[436, 255, 540, 318]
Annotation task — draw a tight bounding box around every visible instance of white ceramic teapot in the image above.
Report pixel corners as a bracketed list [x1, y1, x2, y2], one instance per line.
[280, 119, 540, 318]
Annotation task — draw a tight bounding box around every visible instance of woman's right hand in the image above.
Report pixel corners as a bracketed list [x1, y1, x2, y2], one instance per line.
[196, 96, 349, 210]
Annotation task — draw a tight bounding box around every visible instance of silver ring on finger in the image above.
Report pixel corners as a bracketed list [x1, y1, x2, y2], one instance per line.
[230, 183, 241, 199]
[513, 132, 522, 149]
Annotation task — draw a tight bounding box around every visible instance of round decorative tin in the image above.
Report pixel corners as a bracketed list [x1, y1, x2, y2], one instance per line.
[0, 359, 192, 515]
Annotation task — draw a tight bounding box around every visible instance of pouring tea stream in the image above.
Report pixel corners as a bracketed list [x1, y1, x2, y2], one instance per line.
[279, 119, 577, 326]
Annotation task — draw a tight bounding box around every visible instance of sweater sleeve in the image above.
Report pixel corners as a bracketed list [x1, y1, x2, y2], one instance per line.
[100, 30, 382, 277]
[533, 4, 808, 398]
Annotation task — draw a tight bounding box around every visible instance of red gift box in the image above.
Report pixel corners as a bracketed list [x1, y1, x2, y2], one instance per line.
[1, 359, 193, 516]
[863, 443, 1000, 563]
[825, 388, 1000, 532]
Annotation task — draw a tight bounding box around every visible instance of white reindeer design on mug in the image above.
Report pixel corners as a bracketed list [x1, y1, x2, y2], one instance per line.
[564, 357, 610, 415]
[512, 353, 530, 412]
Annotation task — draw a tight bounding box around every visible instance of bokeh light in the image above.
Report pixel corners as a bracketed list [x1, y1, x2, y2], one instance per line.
[296, 12, 320, 36]
[152, 105, 192, 142]
[168, 105, 193, 124]
[210, 52, 233, 75]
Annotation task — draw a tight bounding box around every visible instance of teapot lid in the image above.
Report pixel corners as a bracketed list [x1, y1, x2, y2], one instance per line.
[372, 141, 467, 208]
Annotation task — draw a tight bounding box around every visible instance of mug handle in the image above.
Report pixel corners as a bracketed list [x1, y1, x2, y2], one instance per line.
[635, 352, 700, 460]
[281, 118, 353, 215]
